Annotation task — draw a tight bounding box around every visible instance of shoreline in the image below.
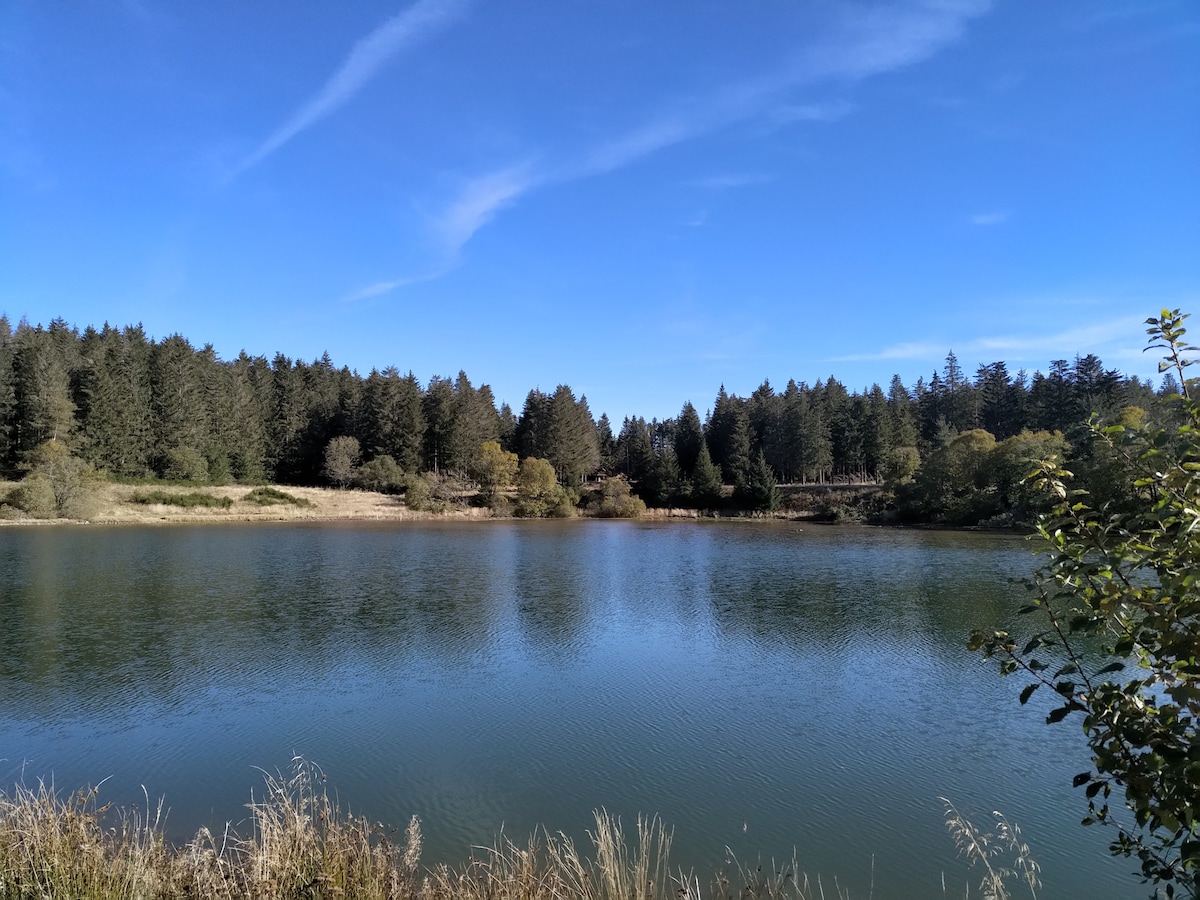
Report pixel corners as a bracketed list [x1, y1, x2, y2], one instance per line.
[0, 481, 817, 528]
[1, 480, 1020, 532]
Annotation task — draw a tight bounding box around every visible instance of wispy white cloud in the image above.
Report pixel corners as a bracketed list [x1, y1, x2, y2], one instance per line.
[970, 210, 1011, 226]
[380, 0, 991, 289]
[337, 271, 449, 303]
[802, 0, 991, 83]
[833, 340, 948, 362]
[577, 116, 696, 178]
[688, 173, 774, 191]
[972, 315, 1147, 358]
[234, 0, 469, 177]
[433, 164, 537, 257]
[831, 313, 1151, 367]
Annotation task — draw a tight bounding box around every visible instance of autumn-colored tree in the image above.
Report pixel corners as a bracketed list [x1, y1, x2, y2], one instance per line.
[515, 457, 571, 517]
[473, 440, 518, 501]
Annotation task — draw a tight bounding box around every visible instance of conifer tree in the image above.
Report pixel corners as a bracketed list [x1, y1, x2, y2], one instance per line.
[444, 371, 499, 473]
[886, 375, 919, 449]
[77, 324, 155, 477]
[423, 375, 456, 474]
[737, 450, 781, 512]
[638, 444, 683, 507]
[596, 412, 617, 474]
[226, 352, 270, 482]
[361, 367, 425, 473]
[0, 315, 15, 473]
[498, 402, 517, 453]
[674, 401, 704, 476]
[689, 440, 724, 509]
[513, 389, 550, 461]
[13, 323, 76, 455]
[706, 386, 751, 486]
[747, 380, 783, 473]
[542, 385, 600, 484]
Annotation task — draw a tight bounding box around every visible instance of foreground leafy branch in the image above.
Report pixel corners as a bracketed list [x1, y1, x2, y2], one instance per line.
[970, 310, 1200, 897]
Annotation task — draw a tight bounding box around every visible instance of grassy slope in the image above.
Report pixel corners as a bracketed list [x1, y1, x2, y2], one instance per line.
[0, 481, 491, 525]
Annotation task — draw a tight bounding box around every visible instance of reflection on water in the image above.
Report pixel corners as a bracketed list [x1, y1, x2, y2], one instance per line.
[0, 521, 1127, 898]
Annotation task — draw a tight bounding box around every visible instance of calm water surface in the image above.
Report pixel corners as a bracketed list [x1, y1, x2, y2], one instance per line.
[0, 521, 1133, 897]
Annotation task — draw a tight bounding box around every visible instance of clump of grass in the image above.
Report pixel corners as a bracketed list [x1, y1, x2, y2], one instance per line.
[0, 761, 1037, 900]
[941, 797, 1040, 900]
[241, 759, 420, 898]
[243, 486, 312, 507]
[0, 779, 175, 899]
[129, 490, 233, 509]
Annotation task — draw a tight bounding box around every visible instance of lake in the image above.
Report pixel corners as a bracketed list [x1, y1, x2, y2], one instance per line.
[0, 520, 1134, 897]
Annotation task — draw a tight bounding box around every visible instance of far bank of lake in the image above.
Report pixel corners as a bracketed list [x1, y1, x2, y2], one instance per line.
[0, 480, 888, 527]
[0, 520, 1132, 898]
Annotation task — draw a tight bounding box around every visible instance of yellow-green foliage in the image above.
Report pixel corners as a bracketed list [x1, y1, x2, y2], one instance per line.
[10, 440, 100, 519]
[516, 457, 573, 517]
[473, 440, 519, 499]
[596, 478, 646, 518]
[4, 476, 56, 519]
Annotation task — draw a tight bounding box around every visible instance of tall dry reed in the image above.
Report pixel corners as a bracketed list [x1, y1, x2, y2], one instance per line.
[0, 757, 1035, 900]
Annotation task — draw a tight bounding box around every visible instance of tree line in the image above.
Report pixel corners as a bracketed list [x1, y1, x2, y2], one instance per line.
[0, 314, 1171, 519]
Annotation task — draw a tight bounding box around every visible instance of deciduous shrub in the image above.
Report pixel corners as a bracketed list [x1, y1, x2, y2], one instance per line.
[971, 310, 1200, 896]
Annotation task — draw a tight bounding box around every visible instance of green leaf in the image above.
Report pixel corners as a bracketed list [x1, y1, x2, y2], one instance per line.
[1046, 706, 1073, 724]
[1019, 683, 1039, 705]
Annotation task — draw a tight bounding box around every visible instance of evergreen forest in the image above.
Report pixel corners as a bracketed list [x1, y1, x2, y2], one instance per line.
[0, 314, 1170, 524]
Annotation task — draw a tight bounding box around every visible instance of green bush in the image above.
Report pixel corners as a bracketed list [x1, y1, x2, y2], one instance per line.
[515, 457, 572, 517]
[354, 455, 406, 494]
[130, 490, 233, 509]
[243, 486, 311, 507]
[21, 440, 100, 518]
[6, 477, 56, 519]
[971, 310, 1200, 894]
[596, 478, 647, 518]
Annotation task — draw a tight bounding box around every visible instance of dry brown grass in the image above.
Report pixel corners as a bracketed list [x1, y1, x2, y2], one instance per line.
[0, 759, 882, 900]
[0, 480, 496, 526]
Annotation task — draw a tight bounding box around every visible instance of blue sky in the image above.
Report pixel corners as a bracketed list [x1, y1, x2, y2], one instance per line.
[1, 1, 1197, 422]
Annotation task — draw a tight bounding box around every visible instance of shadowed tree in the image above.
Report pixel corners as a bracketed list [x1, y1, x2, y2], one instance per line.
[513, 389, 550, 461]
[0, 315, 15, 473]
[596, 412, 617, 474]
[706, 386, 750, 486]
[673, 401, 704, 476]
[736, 450, 781, 512]
[747, 380, 783, 474]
